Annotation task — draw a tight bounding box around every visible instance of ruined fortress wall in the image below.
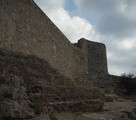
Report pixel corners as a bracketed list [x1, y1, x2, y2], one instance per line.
[0, 0, 87, 80]
[75, 39, 108, 79]
[87, 40, 108, 76]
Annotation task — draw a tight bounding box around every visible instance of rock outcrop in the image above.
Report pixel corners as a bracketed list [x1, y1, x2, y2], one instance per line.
[0, 74, 35, 119]
[0, 49, 104, 119]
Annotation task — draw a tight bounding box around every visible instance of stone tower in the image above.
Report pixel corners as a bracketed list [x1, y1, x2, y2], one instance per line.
[75, 38, 108, 78]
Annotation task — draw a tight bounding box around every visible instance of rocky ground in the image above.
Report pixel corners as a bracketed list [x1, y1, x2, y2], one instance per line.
[84, 97, 136, 120]
[30, 95, 136, 120]
[0, 49, 136, 120]
[0, 49, 103, 120]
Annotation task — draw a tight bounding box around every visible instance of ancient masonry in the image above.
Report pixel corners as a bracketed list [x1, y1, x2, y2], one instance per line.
[0, 0, 127, 119]
[0, 0, 108, 82]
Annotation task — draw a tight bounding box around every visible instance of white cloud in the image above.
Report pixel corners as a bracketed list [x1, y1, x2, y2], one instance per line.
[49, 9, 95, 42]
[35, 0, 96, 43]
[74, 0, 136, 38]
[35, 0, 64, 13]
[119, 40, 136, 50]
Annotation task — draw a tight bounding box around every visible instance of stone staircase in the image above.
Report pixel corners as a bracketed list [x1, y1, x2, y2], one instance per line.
[28, 85, 104, 113]
[48, 99, 103, 112]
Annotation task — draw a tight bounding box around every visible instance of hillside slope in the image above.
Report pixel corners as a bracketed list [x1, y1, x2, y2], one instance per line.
[0, 49, 103, 120]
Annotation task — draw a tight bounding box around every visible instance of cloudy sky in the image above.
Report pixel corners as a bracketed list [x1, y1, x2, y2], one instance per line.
[34, 0, 136, 76]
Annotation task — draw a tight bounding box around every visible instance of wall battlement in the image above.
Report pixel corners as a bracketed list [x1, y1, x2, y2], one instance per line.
[0, 0, 108, 81]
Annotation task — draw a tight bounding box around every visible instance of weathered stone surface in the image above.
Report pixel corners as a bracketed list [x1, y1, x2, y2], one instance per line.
[48, 99, 104, 112]
[0, 49, 105, 119]
[0, 74, 35, 119]
[122, 110, 136, 119]
[132, 108, 136, 114]
[0, 0, 110, 84]
[0, 98, 35, 119]
[76, 39, 108, 76]
[0, 0, 136, 120]
[0, 0, 88, 81]
[104, 94, 119, 102]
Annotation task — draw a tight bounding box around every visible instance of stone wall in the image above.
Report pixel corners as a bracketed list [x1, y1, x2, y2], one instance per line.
[75, 38, 108, 80]
[0, 0, 87, 80]
[0, 0, 109, 82]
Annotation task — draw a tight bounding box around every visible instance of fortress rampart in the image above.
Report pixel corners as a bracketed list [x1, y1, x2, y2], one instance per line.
[1, 1, 136, 120]
[75, 39, 108, 76]
[0, 0, 108, 81]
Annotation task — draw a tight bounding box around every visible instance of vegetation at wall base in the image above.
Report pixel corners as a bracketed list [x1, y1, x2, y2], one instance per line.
[119, 73, 136, 95]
